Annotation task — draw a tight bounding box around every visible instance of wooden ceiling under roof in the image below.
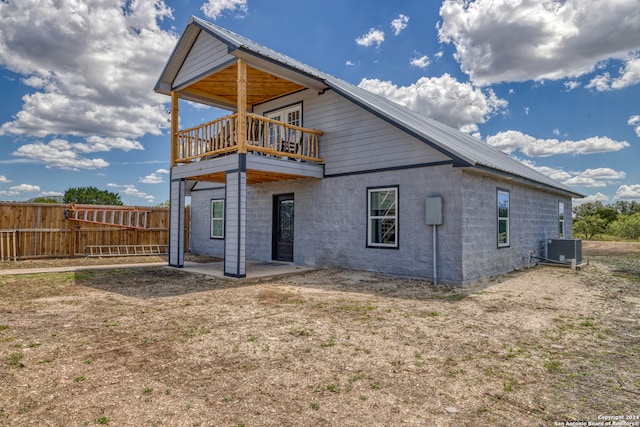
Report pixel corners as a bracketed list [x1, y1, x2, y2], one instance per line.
[185, 63, 305, 108]
[189, 169, 314, 185]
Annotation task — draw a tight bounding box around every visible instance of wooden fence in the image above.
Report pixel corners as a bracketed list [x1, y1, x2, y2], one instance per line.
[0, 203, 189, 261]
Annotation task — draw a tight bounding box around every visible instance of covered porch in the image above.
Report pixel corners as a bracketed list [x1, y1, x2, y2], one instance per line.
[160, 38, 327, 277]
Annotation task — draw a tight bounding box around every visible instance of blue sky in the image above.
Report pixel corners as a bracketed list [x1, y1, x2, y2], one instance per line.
[1, 0, 639, 206]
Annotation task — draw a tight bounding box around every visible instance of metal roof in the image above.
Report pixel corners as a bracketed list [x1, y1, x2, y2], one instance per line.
[160, 17, 584, 198]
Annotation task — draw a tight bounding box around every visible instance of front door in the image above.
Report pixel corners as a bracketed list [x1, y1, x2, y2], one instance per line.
[272, 194, 294, 262]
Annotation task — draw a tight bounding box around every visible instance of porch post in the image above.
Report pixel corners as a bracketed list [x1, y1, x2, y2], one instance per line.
[224, 155, 247, 277]
[236, 59, 247, 154]
[170, 91, 179, 167]
[169, 174, 185, 267]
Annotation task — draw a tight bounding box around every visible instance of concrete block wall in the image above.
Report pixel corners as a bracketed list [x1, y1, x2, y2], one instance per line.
[244, 164, 465, 284]
[190, 186, 226, 257]
[460, 171, 572, 284]
[188, 165, 574, 285]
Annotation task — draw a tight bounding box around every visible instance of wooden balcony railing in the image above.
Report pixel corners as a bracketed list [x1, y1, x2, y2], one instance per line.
[175, 113, 323, 164]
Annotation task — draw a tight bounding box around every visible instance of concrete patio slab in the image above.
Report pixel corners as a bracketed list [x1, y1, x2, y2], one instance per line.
[172, 260, 314, 279]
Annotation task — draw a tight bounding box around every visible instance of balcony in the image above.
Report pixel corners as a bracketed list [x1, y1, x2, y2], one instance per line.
[174, 113, 323, 164]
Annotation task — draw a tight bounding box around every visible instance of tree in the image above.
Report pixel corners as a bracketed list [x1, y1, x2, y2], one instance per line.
[573, 201, 619, 239]
[156, 200, 170, 208]
[573, 201, 603, 219]
[31, 197, 59, 203]
[608, 213, 640, 240]
[614, 201, 640, 216]
[573, 215, 608, 240]
[63, 186, 123, 205]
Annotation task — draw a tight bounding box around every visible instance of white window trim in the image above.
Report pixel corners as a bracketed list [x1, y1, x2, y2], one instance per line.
[265, 103, 302, 125]
[211, 199, 224, 239]
[367, 187, 398, 248]
[497, 189, 510, 248]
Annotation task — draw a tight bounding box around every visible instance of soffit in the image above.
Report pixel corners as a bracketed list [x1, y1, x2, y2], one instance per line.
[182, 63, 305, 109]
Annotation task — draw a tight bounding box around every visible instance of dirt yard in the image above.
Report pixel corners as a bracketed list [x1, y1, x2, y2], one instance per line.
[0, 242, 638, 426]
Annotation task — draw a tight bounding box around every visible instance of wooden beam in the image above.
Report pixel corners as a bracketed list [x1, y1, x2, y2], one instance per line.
[171, 91, 179, 167]
[237, 59, 247, 154]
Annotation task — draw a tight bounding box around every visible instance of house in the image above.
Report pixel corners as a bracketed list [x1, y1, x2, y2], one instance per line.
[155, 17, 583, 285]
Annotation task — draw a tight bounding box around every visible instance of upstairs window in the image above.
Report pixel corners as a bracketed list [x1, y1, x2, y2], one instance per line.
[497, 189, 510, 247]
[367, 187, 398, 248]
[211, 199, 224, 239]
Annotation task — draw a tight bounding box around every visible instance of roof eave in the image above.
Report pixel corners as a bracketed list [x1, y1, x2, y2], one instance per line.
[470, 164, 585, 198]
[154, 17, 204, 95]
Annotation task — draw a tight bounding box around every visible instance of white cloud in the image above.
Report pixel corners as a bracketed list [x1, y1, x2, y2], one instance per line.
[592, 55, 640, 91]
[12, 139, 109, 170]
[629, 115, 640, 137]
[410, 55, 430, 69]
[586, 73, 611, 91]
[345, 60, 356, 67]
[201, 0, 247, 20]
[40, 191, 63, 197]
[0, 0, 175, 139]
[356, 29, 385, 48]
[107, 183, 154, 202]
[0, 175, 10, 183]
[518, 159, 626, 189]
[139, 169, 169, 184]
[516, 159, 573, 182]
[614, 184, 640, 201]
[563, 168, 626, 188]
[391, 14, 409, 36]
[72, 136, 144, 153]
[10, 184, 40, 193]
[486, 130, 630, 157]
[438, 0, 640, 85]
[573, 192, 609, 205]
[358, 74, 507, 133]
[564, 80, 581, 91]
[612, 55, 640, 89]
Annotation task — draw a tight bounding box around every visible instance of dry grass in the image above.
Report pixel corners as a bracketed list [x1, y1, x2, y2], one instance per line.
[0, 243, 638, 426]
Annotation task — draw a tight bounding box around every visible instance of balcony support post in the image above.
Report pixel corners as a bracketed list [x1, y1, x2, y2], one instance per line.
[171, 91, 179, 167]
[224, 154, 247, 278]
[236, 59, 247, 154]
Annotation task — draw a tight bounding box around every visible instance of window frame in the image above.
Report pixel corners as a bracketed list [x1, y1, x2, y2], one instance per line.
[210, 199, 225, 239]
[265, 103, 303, 152]
[367, 186, 399, 249]
[558, 201, 565, 238]
[264, 102, 303, 126]
[497, 189, 510, 248]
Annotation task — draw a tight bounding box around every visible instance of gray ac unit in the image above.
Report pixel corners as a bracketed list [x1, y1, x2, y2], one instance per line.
[547, 239, 582, 263]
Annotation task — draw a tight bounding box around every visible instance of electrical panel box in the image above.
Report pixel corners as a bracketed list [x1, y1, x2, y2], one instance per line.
[425, 196, 443, 225]
[547, 239, 582, 263]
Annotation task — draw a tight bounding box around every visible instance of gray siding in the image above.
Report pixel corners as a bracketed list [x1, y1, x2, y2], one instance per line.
[174, 31, 233, 88]
[224, 171, 247, 277]
[169, 178, 185, 267]
[253, 90, 451, 176]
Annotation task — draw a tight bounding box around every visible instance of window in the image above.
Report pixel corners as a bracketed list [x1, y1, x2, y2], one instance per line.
[211, 199, 224, 239]
[266, 104, 302, 152]
[497, 189, 510, 247]
[367, 187, 398, 248]
[558, 202, 565, 238]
